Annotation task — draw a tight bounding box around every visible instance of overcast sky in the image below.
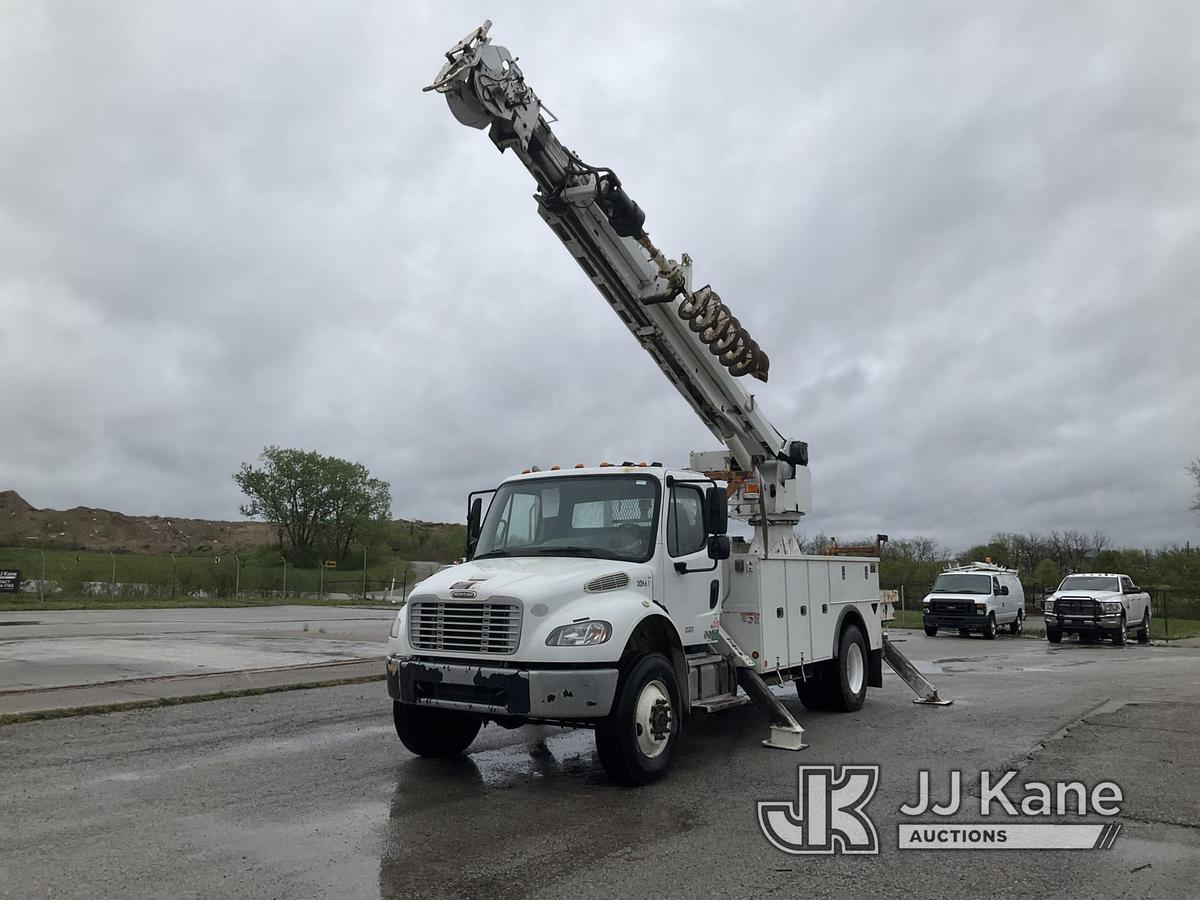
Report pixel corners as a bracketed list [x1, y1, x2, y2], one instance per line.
[2, 2, 1197, 552]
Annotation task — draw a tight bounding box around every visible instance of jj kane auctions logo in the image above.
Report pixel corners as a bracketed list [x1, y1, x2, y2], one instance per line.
[759, 766, 1123, 854]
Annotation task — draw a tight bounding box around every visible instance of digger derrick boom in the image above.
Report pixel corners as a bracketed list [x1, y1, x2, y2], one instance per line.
[426, 21, 810, 520]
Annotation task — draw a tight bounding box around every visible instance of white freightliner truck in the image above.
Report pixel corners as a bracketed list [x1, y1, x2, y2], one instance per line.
[385, 22, 946, 785]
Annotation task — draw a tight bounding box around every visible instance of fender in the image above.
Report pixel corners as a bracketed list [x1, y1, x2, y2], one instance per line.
[619, 612, 690, 712]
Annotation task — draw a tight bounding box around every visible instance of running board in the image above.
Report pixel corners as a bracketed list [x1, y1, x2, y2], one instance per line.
[882, 633, 953, 706]
[735, 667, 808, 751]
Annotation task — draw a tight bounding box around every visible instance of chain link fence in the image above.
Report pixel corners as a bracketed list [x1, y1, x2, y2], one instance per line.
[0, 549, 425, 604]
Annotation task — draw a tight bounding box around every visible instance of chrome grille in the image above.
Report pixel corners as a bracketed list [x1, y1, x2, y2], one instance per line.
[409, 598, 521, 655]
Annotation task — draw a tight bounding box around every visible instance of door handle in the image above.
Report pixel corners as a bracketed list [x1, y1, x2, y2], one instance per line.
[800, 605, 807, 616]
[822, 604, 828, 614]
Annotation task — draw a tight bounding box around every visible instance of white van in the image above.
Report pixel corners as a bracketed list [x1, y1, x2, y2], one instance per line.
[921, 562, 1025, 639]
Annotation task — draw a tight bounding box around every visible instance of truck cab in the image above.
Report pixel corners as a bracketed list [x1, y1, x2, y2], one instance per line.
[1043, 573, 1151, 645]
[921, 563, 1025, 639]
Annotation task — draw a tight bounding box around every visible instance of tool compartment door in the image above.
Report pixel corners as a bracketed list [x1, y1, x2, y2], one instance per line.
[783, 559, 813, 665]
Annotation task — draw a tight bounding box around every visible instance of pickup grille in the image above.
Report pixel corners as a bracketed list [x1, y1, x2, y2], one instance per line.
[1056, 597, 1098, 617]
[409, 599, 521, 655]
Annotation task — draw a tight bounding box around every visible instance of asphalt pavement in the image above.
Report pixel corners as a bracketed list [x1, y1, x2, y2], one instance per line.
[2, 633, 1198, 899]
[0, 606, 396, 716]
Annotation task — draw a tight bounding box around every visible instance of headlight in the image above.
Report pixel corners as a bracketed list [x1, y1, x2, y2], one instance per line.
[389, 613, 403, 639]
[922, 603, 930, 612]
[975, 603, 986, 615]
[1044, 599, 1055, 612]
[546, 620, 611, 646]
[1102, 601, 1122, 614]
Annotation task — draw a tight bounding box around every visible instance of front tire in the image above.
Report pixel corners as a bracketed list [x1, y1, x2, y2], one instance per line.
[392, 702, 482, 758]
[983, 613, 997, 640]
[595, 653, 681, 786]
[924, 625, 938, 637]
[827, 624, 869, 712]
[1112, 614, 1127, 646]
[1046, 628, 1062, 644]
[1009, 610, 1023, 636]
[1137, 608, 1151, 644]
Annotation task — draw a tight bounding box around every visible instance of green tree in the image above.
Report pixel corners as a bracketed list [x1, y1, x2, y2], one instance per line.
[1189, 458, 1200, 522]
[1033, 558, 1061, 590]
[234, 446, 392, 566]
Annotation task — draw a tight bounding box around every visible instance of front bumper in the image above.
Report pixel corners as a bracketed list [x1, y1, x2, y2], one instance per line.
[1046, 612, 1123, 632]
[386, 655, 619, 719]
[923, 611, 987, 629]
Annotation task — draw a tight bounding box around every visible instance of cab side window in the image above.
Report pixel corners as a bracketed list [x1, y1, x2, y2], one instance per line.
[667, 485, 706, 557]
[1121, 576, 1135, 593]
[992, 577, 1001, 595]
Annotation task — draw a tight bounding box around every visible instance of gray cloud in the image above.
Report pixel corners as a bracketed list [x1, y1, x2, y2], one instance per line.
[1, 1, 1197, 552]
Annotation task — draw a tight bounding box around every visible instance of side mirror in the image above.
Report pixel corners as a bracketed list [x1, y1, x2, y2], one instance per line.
[704, 485, 728, 535]
[707, 534, 731, 561]
[466, 497, 483, 558]
[1000, 585, 1009, 596]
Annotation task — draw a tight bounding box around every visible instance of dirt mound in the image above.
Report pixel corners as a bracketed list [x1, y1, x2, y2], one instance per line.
[1, 491, 277, 555]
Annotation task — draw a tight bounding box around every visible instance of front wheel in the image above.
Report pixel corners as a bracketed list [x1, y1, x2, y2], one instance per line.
[983, 613, 997, 640]
[595, 653, 681, 786]
[827, 624, 869, 712]
[392, 702, 482, 758]
[1112, 614, 1127, 646]
[1009, 610, 1023, 636]
[923, 625, 938, 637]
[1046, 628, 1062, 644]
[1137, 608, 1151, 644]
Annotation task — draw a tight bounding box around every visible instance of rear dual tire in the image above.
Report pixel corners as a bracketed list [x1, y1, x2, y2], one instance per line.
[794, 624, 868, 713]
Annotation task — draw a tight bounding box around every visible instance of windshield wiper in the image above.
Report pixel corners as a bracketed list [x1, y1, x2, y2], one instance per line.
[530, 546, 605, 557]
[471, 550, 513, 559]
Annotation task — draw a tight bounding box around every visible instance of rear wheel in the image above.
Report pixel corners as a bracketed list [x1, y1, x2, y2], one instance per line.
[923, 625, 938, 637]
[1137, 609, 1151, 644]
[795, 668, 828, 710]
[1009, 610, 1024, 636]
[826, 624, 868, 712]
[1112, 614, 1127, 646]
[595, 652, 681, 786]
[392, 702, 482, 758]
[1046, 628, 1062, 644]
[983, 613, 997, 640]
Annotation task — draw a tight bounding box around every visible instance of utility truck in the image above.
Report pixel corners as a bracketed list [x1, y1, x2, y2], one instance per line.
[385, 21, 946, 784]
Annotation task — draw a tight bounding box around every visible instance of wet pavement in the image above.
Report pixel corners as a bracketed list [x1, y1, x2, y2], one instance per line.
[2, 633, 1199, 899]
[0, 606, 396, 692]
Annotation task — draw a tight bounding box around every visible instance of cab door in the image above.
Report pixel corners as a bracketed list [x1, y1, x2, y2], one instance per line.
[661, 482, 720, 644]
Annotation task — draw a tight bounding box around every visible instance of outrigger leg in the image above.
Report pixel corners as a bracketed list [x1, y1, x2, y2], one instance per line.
[735, 667, 809, 750]
[882, 633, 952, 706]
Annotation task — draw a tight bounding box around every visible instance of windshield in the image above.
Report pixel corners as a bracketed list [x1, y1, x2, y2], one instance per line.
[473, 475, 660, 563]
[931, 573, 993, 595]
[1058, 576, 1119, 593]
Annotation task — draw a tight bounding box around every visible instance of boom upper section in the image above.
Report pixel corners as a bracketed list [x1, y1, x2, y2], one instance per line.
[426, 21, 809, 520]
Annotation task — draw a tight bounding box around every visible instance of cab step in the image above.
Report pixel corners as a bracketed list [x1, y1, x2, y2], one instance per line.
[692, 693, 751, 713]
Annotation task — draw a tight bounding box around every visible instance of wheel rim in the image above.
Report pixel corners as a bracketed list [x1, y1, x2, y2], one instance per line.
[634, 679, 673, 759]
[846, 642, 865, 694]
[988, 617, 995, 636]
